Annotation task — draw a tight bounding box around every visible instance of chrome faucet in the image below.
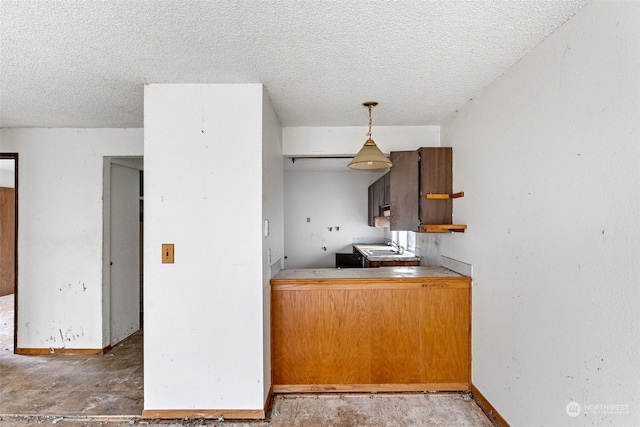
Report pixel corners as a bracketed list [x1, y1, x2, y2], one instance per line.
[389, 241, 405, 254]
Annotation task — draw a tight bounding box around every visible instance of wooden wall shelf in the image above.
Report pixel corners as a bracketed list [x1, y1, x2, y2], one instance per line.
[425, 191, 465, 200]
[422, 190, 466, 233]
[420, 224, 467, 233]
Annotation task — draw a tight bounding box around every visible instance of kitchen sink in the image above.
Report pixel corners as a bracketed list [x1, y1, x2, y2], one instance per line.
[368, 250, 401, 256]
[357, 245, 418, 259]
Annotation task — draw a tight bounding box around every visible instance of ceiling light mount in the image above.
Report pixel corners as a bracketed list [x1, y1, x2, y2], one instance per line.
[348, 101, 392, 171]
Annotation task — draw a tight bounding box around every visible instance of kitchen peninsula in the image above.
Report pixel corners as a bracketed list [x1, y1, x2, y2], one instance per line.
[270, 266, 471, 393]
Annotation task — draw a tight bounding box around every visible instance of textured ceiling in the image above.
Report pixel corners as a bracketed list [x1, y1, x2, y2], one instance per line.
[0, 0, 589, 128]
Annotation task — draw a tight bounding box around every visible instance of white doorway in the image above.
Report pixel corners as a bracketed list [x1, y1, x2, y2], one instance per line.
[103, 157, 143, 347]
[0, 154, 17, 352]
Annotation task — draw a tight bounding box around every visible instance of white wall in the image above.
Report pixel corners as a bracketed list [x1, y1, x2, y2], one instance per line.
[0, 170, 14, 187]
[284, 169, 385, 269]
[144, 84, 269, 411]
[0, 128, 143, 349]
[261, 89, 284, 398]
[0, 159, 15, 188]
[441, 2, 640, 425]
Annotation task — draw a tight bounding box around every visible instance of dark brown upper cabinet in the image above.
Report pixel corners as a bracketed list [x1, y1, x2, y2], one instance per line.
[419, 147, 453, 226]
[368, 183, 375, 227]
[388, 147, 457, 231]
[369, 147, 464, 232]
[367, 172, 390, 227]
[390, 150, 419, 231]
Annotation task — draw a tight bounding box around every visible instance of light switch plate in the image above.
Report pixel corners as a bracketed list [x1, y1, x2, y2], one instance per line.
[162, 244, 174, 264]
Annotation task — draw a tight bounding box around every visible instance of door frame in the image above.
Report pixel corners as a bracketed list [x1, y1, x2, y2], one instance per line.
[0, 153, 18, 352]
[102, 156, 143, 349]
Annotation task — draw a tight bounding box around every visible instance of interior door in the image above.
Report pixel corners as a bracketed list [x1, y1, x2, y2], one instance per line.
[0, 186, 15, 296]
[110, 163, 140, 345]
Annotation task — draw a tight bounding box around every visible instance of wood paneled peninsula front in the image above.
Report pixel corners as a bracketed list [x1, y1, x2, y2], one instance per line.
[271, 266, 470, 393]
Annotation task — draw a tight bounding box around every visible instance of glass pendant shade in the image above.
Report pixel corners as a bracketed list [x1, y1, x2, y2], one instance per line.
[348, 101, 392, 171]
[348, 139, 392, 170]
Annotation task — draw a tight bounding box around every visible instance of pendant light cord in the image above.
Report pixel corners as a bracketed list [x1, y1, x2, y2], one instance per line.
[367, 105, 373, 140]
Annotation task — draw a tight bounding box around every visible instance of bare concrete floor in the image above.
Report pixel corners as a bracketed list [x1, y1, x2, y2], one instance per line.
[0, 294, 144, 416]
[1, 294, 493, 426]
[1, 393, 493, 427]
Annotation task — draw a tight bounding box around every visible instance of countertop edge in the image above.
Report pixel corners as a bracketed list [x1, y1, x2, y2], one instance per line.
[270, 266, 470, 287]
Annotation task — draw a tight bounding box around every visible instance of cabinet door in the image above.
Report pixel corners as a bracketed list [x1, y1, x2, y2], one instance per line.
[367, 184, 375, 226]
[368, 174, 390, 226]
[383, 172, 390, 206]
[419, 147, 452, 225]
[376, 175, 384, 213]
[390, 151, 419, 231]
[272, 287, 373, 385]
[335, 252, 363, 268]
[419, 285, 470, 384]
[369, 289, 422, 383]
[0, 187, 15, 296]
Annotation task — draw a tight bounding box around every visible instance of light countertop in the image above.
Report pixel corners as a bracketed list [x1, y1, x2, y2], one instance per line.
[271, 266, 466, 282]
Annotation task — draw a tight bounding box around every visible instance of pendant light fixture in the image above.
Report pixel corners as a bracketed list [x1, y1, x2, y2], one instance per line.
[348, 101, 392, 170]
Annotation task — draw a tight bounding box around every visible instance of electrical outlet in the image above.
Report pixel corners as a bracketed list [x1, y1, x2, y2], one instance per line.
[162, 244, 174, 264]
